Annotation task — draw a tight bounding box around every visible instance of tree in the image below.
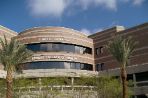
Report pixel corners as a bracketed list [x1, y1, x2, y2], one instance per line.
[96, 76, 123, 98]
[107, 35, 137, 98]
[0, 36, 32, 98]
[0, 79, 6, 98]
[74, 76, 123, 98]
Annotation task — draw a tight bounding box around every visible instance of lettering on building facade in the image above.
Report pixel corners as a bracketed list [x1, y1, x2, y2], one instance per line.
[32, 55, 77, 61]
[39, 37, 64, 41]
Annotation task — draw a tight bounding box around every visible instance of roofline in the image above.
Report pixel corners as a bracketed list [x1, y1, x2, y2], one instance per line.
[89, 25, 125, 38]
[0, 25, 18, 35]
[19, 26, 87, 37]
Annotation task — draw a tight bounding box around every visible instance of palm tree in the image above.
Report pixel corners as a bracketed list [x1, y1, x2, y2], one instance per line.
[107, 35, 137, 98]
[0, 36, 32, 98]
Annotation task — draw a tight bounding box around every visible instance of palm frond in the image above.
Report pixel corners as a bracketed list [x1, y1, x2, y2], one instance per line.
[0, 35, 7, 52]
[106, 35, 137, 66]
[0, 36, 32, 72]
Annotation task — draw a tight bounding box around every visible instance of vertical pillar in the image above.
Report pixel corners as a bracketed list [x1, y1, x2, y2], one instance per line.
[90, 86, 92, 91]
[133, 74, 137, 87]
[133, 74, 137, 98]
[61, 86, 63, 92]
[51, 86, 53, 91]
[39, 78, 42, 91]
[71, 77, 74, 85]
[71, 77, 74, 90]
[29, 88, 31, 92]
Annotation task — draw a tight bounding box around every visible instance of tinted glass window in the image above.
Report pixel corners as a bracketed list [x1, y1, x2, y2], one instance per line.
[75, 63, 80, 69]
[80, 63, 84, 70]
[27, 44, 40, 52]
[23, 61, 93, 71]
[69, 45, 75, 53]
[96, 63, 104, 71]
[27, 43, 92, 54]
[95, 46, 104, 55]
[85, 64, 93, 70]
[40, 44, 48, 51]
[79, 47, 84, 54]
[59, 44, 64, 51]
[47, 44, 53, 51]
[85, 48, 92, 54]
[64, 62, 70, 69]
[64, 44, 73, 53]
[75, 46, 80, 54]
[52, 44, 60, 51]
[70, 62, 75, 69]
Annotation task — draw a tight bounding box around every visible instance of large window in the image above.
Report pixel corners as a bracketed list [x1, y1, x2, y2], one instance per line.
[26, 43, 92, 54]
[95, 46, 104, 55]
[64, 44, 75, 53]
[52, 44, 60, 51]
[96, 63, 104, 71]
[23, 61, 93, 71]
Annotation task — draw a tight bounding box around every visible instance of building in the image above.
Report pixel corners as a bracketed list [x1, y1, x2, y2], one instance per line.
[0, 25, 17, 74]
[0, 22, 148, 98]
[89, 23, 148, 98]
[14, 27, 95, 78]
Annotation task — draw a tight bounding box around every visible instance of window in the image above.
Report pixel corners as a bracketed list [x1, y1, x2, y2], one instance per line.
[63, 44, 75, 53]
[59, 62, 64, 68]
[96, 63, 104, 71]
[99, 46, 104, 54]
[47, 43, 53, 51]
[68, 45, 75, 53]
[84, 64, 92, 70]
[80, 63, 84, 70]
[27, 44, 40, 52]
[85, 48, 92, 54]
[23, 61, 93, 71]
[127, 58, 130, 66]
[75, 63, 80, 69]
[40, 44, 48, 51]
[26, 43, 92, 54]
[75, 46, 80, 54]
[64, 62, 70, 69]
[70, 62, 75, 69]
[59, 44, 64, 52]
[96, 48, 99, 55]
[52, 44, 60, 51]
[96, 46, 104, 55]
[83, 47, 86, 54]
[79, 47, 84, 54]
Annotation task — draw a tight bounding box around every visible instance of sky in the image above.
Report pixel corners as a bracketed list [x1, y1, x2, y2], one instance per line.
[0, 0, 148, 35]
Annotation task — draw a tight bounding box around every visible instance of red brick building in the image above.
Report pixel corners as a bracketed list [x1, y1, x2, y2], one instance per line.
[0, 23, 148, 98]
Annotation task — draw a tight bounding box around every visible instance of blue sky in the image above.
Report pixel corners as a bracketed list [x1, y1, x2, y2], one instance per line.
[0, 0, 148, 35]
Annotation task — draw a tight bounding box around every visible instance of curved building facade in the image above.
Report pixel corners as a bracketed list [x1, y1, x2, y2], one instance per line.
[16, 27, 94, 71]
[0, 23, 148, 97]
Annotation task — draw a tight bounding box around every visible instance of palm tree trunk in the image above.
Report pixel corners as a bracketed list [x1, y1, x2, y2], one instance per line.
[121, 66, 128, 98]
[6, 69, 13, 98]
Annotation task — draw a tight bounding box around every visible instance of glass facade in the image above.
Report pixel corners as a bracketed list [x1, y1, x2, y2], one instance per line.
[23, 61, 93, 70]
[27, 43, 92, 54]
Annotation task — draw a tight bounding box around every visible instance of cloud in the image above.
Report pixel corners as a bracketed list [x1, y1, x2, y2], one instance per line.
[28, 0, 69, 17]
[28, 0, 117, 18]
[79, 0, 117, 10]
[27, 0, 145, 18]
[132, 0, 145, 6]
[121, 0, 146, 6]
[80, 28, 91, 35]
[80, 28, 102, 35]
[93, 28, 103, 33]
